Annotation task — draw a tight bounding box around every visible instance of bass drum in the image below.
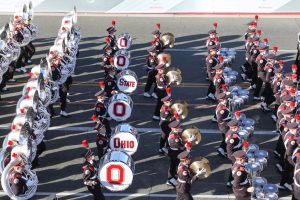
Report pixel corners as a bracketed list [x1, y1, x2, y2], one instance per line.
[116, 70, 138, 93]
[113, 50, 131, 71]
[1, 158, 38, 200]
[108, 93, 133, 121]
[98, 150, 134, 191]
[109, 124, 139, 155]
[117, 33, 132, 50]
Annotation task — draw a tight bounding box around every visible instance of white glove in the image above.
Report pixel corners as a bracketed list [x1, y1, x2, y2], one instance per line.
[196, 168, 206, 177]
[188, 134, 196, 142]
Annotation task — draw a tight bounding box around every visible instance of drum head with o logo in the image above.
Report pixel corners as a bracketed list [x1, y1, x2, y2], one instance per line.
[117, 33, 132, 50]
[99, 151, 134, 191]
[108, 93, 132, 121]
[114, 53, 130, 70]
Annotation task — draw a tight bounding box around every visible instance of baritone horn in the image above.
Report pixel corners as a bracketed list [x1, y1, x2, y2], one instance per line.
[166, 67, 182, 86]
[181, 126, 201, 145]
[156, 53, 172, 67]
[161, 32, 175, 48]
[190, 157, 212, 179]
[171, 100, 188, 119]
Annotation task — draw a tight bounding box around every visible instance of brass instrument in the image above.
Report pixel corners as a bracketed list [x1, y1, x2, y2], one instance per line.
[160, 32, 175, 48]
[190, 156, 212, 179]
[166, 67, 182, 86]
[182, 126, 201, 145]
[171, 100, 188, 119]
[156, 53, 172, 67]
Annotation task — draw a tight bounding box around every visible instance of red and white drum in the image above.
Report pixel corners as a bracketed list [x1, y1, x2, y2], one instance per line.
[108, 93, 133, 121]
[110, 124, 139, 155]
[117, 33, 132, 50]
[116, 70, 138, 93]
[113, 50, 131, 70]
[98, 150, 134, 191]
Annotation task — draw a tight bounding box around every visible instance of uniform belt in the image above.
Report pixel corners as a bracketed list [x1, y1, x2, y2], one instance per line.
[170, 147, 179, 151]
[239, 180, 248, 186]
[177, 178, 186, 183]
[147, 67, 154, 70]
[157, 86, 164, 89]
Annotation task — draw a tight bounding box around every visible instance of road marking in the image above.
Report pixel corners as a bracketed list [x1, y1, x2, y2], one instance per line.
[168, 48, 298, 53]
[0, 126, 277, 135]
[0, 191, 291, 199]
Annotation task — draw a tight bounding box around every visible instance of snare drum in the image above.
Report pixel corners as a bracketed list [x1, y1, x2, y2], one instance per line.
[242, 118, 255, 127]
[245, 162, 262, 177]
[116, 70, 138, 93]
[114, 50, 131, 70]
[263, 184, 278, 194]
[108, 93, 133, 121]
[238, 130, 250, 140]
[110, 124, 139, 155]
[252, 177, 267, 188]
[117, 33, 132, 50]
[264, 193, 278, 200]
[98, 150, 134, 191]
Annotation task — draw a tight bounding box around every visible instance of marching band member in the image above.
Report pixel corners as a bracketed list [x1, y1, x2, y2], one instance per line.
[105, 20, 117, 55]
[82, 140, 105, 200]
[206, 45, 219, 100]
[159, 95, 175, 153]
[176, 151, 206, 200]
[152, 23, 164, 53]
[144, 46, 158, 98]
[215, 92, 231, 157]
[104, 67, 117, 98]
[231, 150, 251, 200]
[226, 119, 243, 188]
[278, 122, 299, 191]
[153, 64, 169, 120]
[166, 120, 188, 187]
[92, 87, 112, 137]
[253, 42, 269, 99]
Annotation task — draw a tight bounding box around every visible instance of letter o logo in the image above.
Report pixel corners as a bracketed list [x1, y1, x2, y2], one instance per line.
[120, 38, 128, 48]
[117, 56, 126, 67]
[107, 164, 124, 184]
[113, 102, 126, 117]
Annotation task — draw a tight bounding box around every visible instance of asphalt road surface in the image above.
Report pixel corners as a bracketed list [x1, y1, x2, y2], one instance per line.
[0, 15, 300, 199]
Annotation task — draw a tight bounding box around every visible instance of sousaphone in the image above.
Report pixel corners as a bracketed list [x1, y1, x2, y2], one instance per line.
[171, 100, 188, 119]
[190, 156, 211, 179]
[166, 67, 182, 86]
[160, 32, 175, 48]
[181, 126, 201, 145]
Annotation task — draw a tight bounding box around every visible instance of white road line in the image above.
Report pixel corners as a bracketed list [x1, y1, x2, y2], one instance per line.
[0, 191, 291, 199]
[0, 125, 277, 135]
[168, 48, 298, 53]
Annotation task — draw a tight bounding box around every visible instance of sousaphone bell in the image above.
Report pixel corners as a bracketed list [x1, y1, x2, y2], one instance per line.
[160, 32, 175, 48]
[182, 126, 201, 145]
[171, 100, 188, 119]
[190, 156, 212, 179]
[166, 67, 182, 86]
